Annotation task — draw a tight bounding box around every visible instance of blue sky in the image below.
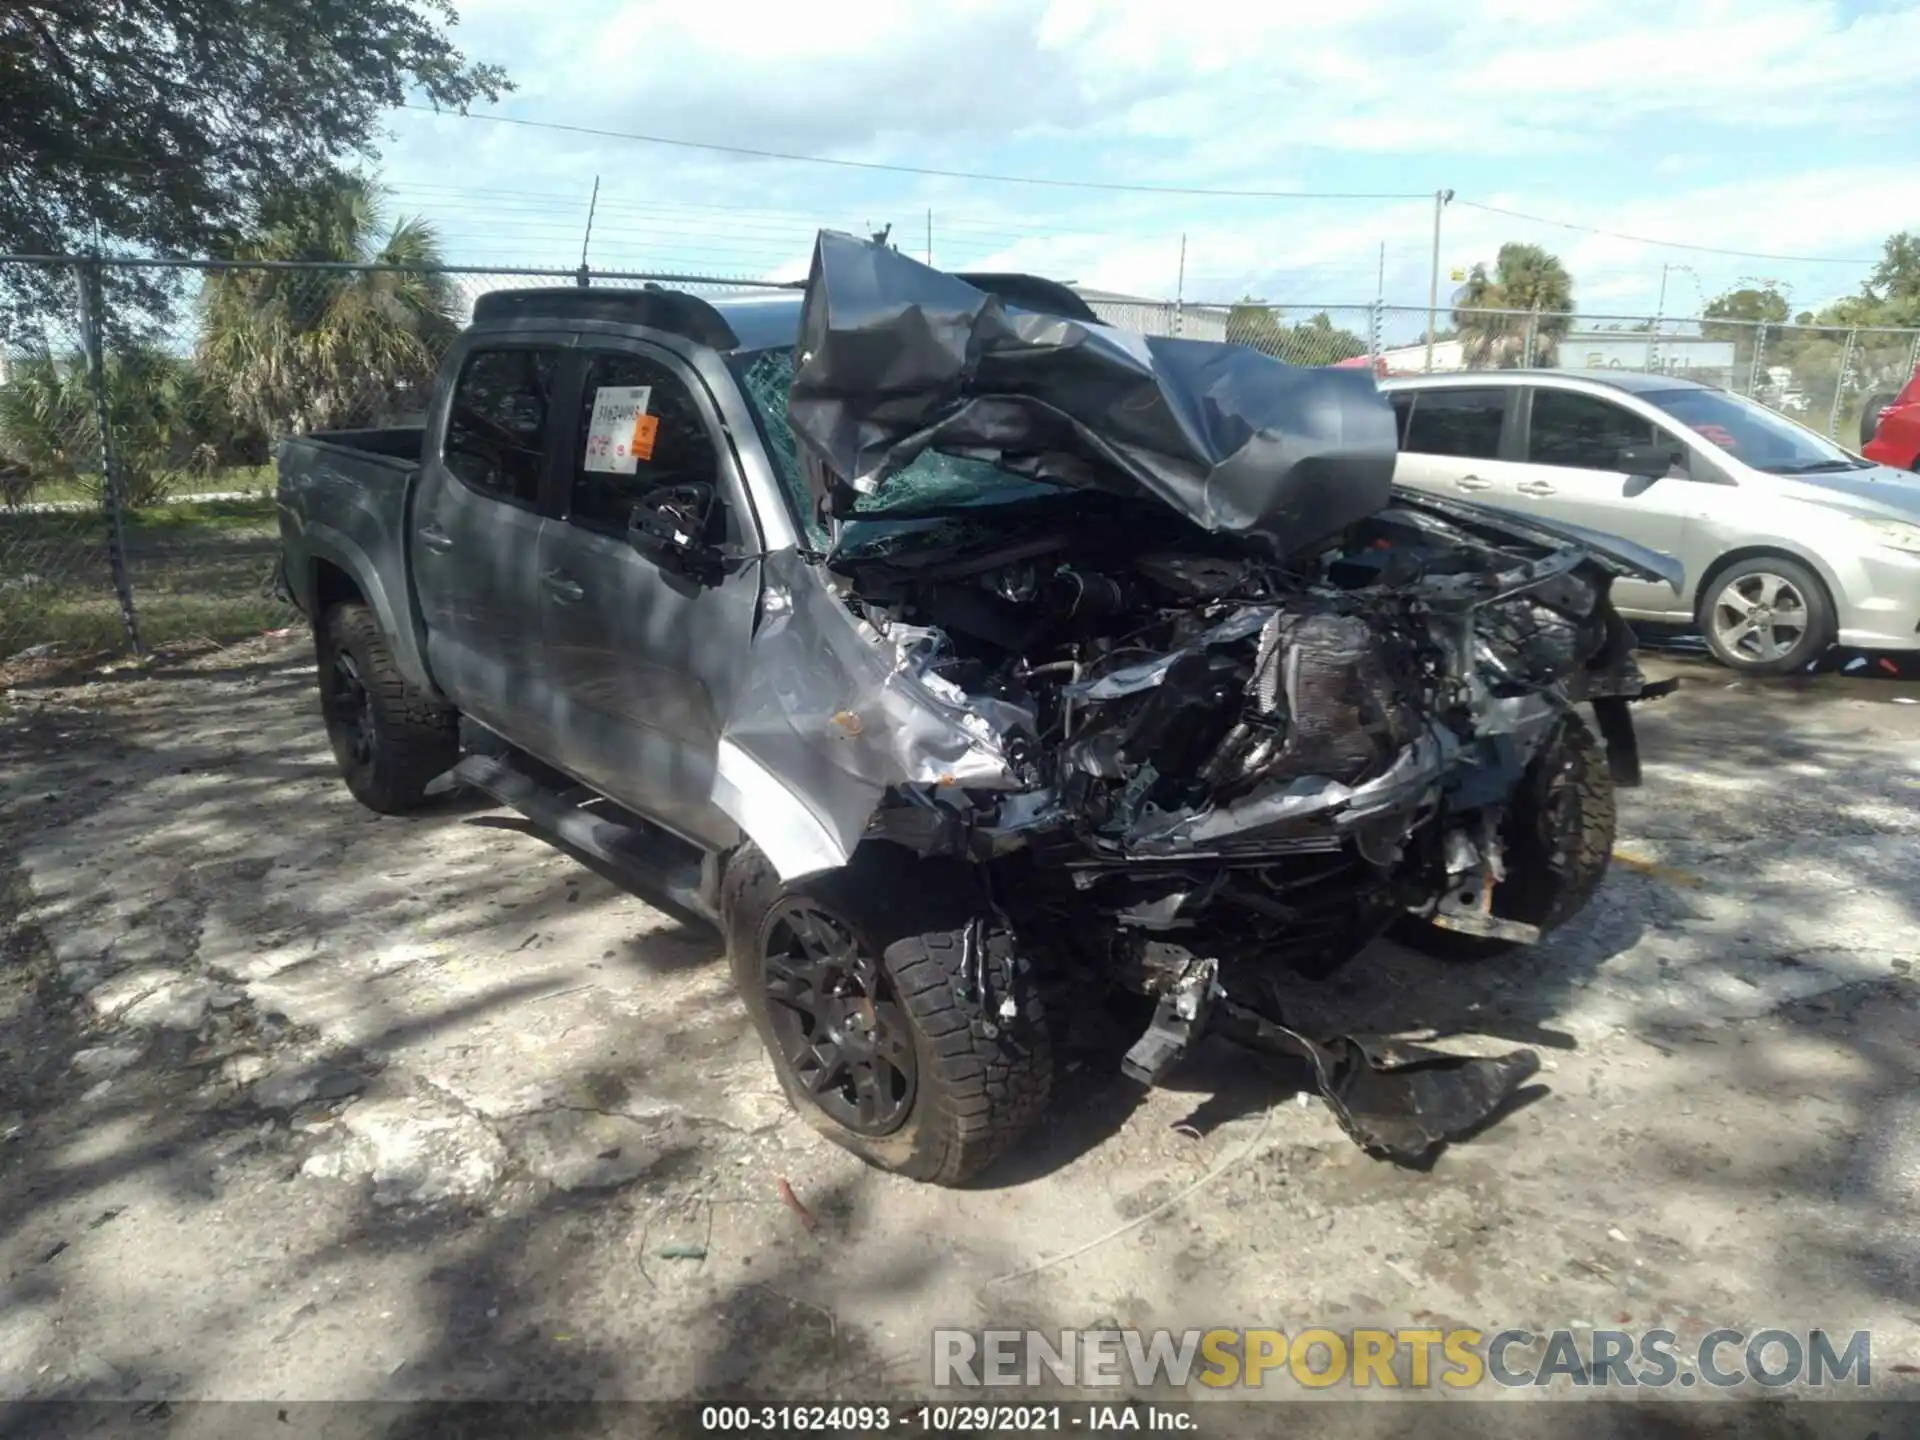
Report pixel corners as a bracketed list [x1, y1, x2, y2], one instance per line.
[373, 0, 1920, 321]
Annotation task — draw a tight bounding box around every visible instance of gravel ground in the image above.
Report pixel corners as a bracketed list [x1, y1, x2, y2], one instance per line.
[0, 635, 1917, 1432]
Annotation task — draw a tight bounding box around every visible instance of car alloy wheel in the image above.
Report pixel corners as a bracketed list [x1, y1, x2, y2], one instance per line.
[1708, 570, 1812, 667]
[759, 896, 917, 1137]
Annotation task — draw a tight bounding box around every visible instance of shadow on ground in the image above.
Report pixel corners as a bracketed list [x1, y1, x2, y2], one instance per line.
[0, 639, 1916, 1415]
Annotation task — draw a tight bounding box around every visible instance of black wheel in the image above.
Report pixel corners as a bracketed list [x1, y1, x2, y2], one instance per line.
[1393, 712, 1615, 962]
[722, 843, 1052, 1185]
[1860, 391, 1898, 449]
[315, 602, 459, 814]
[1697, 554, 1835, 675]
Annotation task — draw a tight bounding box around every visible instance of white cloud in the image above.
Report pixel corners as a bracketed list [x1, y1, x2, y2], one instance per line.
[377, 0, 1920, 316]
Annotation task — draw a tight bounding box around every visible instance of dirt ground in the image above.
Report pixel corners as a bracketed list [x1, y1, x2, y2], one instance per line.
[1, 634, 1918, 1429]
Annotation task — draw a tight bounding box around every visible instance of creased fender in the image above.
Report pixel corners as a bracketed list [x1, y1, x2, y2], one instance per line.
[300, 521, 440, 697]
[707, 549, 1034, 884]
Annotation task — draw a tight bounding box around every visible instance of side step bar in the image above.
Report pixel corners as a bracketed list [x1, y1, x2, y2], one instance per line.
[450, 753, 720, 925]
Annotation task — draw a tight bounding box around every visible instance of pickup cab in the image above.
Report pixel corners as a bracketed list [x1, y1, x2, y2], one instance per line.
[277, 233, 1678, 1184]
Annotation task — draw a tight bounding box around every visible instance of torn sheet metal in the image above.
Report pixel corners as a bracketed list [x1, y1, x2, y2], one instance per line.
[1064, 606, 1279, 702]
[710, 548, 1035, 882]
[1123, 724, 1457, 854]
[1388, 489, 1685, 594]
[787, 230, 1399, 554]
[1215, 1000, 1541, 1164]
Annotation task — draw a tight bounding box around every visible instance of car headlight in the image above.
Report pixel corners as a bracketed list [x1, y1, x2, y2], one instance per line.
[1852, 516, 1920, 555]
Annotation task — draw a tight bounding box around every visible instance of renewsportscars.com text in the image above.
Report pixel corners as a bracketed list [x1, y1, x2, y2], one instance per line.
[932, 1327, 1875, 1390]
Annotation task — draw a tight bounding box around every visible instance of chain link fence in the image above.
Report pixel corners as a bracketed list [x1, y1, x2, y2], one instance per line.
[1087, 297, 1920, 450]
[0, 256, 789, 669]
[6, 257, 1920, 669]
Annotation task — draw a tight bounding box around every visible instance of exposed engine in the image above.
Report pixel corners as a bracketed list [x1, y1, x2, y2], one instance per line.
[833, 490, 1646, 983]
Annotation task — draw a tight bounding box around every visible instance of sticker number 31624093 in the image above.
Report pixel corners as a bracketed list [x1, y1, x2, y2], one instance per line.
[584, 385, 657, 474]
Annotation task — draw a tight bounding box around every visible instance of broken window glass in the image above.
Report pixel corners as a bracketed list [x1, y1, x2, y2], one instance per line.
[730, 346, 1061, 547]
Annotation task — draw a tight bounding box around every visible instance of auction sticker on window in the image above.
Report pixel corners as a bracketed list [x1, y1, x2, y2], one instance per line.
[584, 386, 654, 473]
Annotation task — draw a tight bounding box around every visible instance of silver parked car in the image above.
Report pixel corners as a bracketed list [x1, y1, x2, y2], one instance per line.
[1379, 370, 1920, 674]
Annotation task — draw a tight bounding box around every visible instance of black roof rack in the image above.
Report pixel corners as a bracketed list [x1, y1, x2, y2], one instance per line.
[954, 272, 1102, 325]
[470, 287, 741, 349]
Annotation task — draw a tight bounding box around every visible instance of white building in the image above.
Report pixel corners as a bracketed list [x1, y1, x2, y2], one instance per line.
[1072, 288, 1228, 342]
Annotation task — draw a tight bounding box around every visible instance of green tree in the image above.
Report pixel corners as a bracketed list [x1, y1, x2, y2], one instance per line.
[1, 3, 506, 264]
[1711, 237, 1920, 432]
[1867, 231, 1920, 314]
[1227, 303, 1368, 365]
[1700, 285, 1791, 393]
[196, 176, 459, 439]
[1451, 243, 1576, 368]
[0, 345, 225, 506]
[1701, 285, 1790, 337]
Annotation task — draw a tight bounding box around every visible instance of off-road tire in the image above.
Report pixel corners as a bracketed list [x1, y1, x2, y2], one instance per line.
[1393, 711, 1615, 963]
[722, 842, 1053, 1185]
[315, 602, 459, 814]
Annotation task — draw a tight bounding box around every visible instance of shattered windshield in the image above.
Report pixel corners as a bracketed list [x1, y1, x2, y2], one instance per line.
[731, 347, 1063, 548]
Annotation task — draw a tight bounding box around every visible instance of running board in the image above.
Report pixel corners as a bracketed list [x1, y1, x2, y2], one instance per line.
[451, 753, 719, 925]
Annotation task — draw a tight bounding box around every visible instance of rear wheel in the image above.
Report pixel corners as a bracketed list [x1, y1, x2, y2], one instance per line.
[722, 843, 1052, 1185]
[1697, 554, 1835, 675]
[315, 602, 459, 813]
[1860, 391, 1899, 449]
[1393, 712, 1615, 963]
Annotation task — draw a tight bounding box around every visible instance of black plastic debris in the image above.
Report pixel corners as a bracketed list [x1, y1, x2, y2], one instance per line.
[787, 230, 1399, 555]
[1215, 1000, 1541, 1165]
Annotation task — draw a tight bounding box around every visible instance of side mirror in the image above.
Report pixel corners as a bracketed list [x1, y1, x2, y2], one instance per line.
[1617, 443, 1679, 479]
[629, 482, 722, 583]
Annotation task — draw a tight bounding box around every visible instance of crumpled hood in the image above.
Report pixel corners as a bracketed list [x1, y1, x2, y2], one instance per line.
[786, 230, 1400, 555]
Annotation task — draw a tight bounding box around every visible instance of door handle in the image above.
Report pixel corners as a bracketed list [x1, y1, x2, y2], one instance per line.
[1454, 475, 1494, 491]
[416, 524, 454, 552]
[541, 570, 586, 603]
[1515, 480, 1557, 496]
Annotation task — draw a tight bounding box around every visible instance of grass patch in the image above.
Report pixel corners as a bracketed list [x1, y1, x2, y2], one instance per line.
[2, 494, 296, 658]
[130, 496, 280, 532]
[19, 465, 275, 507]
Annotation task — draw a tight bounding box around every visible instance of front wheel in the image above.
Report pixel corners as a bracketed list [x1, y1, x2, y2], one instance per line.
[722, 843, 1052, 1185]
[1697, 555, 1835, 675]
[1392, 712, 1616, 963]
[315, 602, 459, 813]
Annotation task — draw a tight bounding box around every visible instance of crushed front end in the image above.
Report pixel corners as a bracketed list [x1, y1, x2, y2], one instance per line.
[712, 232, 1680, 1163]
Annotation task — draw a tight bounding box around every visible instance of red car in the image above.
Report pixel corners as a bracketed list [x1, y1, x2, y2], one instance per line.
[1862, 369, 1920, 470]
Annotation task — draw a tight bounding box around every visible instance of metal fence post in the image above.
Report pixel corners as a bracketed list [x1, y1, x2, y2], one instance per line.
[1746, 322, 1769, 399]
[1827, 327, 1858, 439]
[73, 258, 142, 655]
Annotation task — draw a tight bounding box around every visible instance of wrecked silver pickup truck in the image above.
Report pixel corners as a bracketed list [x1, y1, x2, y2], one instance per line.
[276, 231, 1681, 1185]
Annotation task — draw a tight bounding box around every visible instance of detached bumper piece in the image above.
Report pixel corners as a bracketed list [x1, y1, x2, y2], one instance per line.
[1123, 978, 1540, 1165]
[1214, 1001, 1540, 1165]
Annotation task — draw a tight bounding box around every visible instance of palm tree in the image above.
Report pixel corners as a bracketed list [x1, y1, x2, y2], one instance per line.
[197, 175, 459, 439]
[1452, 243, 1575, 369]
[0, 343, 217, 507]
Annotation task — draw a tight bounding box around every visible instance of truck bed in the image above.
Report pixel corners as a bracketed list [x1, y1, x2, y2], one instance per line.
[276, 427, 431, 688]
[295, 427, 427, 468]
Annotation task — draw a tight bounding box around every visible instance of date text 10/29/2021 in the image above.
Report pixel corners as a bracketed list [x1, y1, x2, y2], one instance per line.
[700, 1405, 1195, 1433]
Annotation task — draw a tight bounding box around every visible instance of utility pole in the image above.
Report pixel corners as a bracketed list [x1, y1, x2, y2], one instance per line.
[1371, 240, 1385, 365]
[1647, 263, 1670, 372]
[1648, 262, 1700, 372]
[926, 208, 933, 265]
[1174, 233, 1187, 337]
[1425, 189, 1454, 374]
[577, 175, 600, 287]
